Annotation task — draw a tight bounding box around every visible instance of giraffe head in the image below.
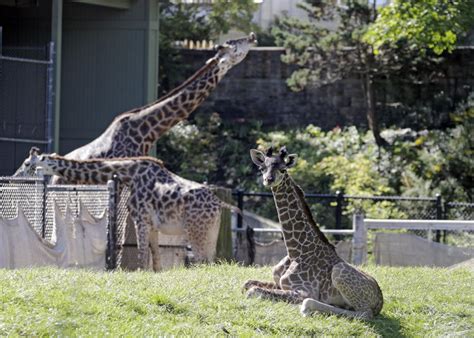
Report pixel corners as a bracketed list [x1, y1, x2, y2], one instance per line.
[250, 146, 298, 188]
[213, 32, 256, 74]
[14, 147, 57, 176]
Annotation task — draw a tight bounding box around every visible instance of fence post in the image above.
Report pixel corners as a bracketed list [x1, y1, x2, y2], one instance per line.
[352, 213, 367, 265]
[435, 194, 442, 242]
[236, 188, 244, 229]
[106, 179, 117, 270]
[35, 167, 47, 239]
[246, 225, 255, 265]
[210, 186, 233, 261]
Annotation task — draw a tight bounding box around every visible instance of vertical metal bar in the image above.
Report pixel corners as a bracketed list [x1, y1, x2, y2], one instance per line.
[45, 42, 55, 153]
[246, 225, 255, 265]
[237, 189, 244, 229]
[42, 176, 47, 239]
[35, 167, 47, 238]
[0, 26, 3, 56]
[106, 178, 117, 270]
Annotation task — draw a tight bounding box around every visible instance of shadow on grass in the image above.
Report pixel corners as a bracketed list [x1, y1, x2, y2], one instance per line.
[369, 313, 406, 338]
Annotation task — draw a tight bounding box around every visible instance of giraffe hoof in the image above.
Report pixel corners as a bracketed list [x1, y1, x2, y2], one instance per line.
[300, 298, 315, 317]
[246, 286, 259, 299]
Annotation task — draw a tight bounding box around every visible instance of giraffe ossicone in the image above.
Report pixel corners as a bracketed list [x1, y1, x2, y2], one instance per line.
[22, 147, 239, 271]
[245, 146, 383, 320]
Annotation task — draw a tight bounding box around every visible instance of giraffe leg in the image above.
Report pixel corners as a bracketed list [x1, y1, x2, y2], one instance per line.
[149, 229, 161, 272]
[243, 256, 290, 292]
[131, 212, 152, 270]
[301, 262, 382, 320]
[242, 280, 279, 292]
[247, 286, 304, 304]
[272, 255, 290, 284]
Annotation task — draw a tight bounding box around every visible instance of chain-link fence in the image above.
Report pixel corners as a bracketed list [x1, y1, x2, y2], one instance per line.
[0, 176, 113, 268]
[233, 190, 474, 265]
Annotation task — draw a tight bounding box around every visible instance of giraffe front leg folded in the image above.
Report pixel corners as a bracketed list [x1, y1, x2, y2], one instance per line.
[242, 280, 279, 292]
[246, 286, 304, 304]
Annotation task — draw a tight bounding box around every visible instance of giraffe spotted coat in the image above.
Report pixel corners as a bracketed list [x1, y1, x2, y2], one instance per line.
[245, 147, 383, 319]
[22, 148, 238, 271]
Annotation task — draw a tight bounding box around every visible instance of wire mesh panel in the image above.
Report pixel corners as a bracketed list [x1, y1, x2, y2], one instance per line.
[443, 202, 474, 248]
[115, 185, 132, 269]
[44, 185, 109, 242]
[0, 176, 44, 234]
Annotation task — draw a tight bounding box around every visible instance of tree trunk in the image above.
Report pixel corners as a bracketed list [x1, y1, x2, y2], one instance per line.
[363, 74, 388, 147]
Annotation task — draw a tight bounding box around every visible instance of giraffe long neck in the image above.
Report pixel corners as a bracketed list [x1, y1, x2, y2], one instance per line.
[41, 156, 160, 185]
[271, 173, 335, 261]
[125, 58, 225, 154]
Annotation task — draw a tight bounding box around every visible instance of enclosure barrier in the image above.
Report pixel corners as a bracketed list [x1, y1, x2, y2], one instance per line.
[0, 174, 112, 269]
[233, 213, 474, 266]
[234, 226, 356, 265]
[352, 215, 474, 265]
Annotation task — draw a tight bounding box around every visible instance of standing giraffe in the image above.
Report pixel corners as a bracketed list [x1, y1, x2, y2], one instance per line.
[20, 147, 239, 271]
[11, 33, 254, 267]
[244, 146, 383, 319]
[13, 33, 256, 178]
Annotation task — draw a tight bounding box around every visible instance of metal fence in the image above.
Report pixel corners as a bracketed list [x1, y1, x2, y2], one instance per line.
[232, 189, 474, 264]
[0, 27, 55, 176]
[0, 176, 114, 268]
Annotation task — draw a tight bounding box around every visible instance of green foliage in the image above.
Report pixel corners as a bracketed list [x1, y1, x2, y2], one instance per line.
[271, 0, 473, 146]
[157, 112, 263, 189]
[365, 0, 474, 55]
[206, 0, 259, 38]
[158, 1, 258, 95]
[0, 266, 472, 336]
[156, 98, 472, 224]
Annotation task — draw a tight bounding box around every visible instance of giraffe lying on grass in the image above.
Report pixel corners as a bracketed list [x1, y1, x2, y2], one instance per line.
[244, 146, 383, 320]
[21, 147, 239, 271]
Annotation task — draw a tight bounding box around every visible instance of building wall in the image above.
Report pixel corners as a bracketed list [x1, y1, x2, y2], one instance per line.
[0, 0, 52, 176]
[174, 47, 474, 130]
[59, 0, 159, 154]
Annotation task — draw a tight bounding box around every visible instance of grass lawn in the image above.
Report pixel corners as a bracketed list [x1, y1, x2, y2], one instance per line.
[0, 264, 472, 336]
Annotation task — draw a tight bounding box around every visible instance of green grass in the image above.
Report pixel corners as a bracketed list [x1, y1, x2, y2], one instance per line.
[0, 264, 472, 336]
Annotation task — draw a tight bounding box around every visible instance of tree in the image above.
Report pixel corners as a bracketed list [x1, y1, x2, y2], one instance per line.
[272, 0, 473, 147]
[158, 0, 258, 96]
[365, 0, 474, 55]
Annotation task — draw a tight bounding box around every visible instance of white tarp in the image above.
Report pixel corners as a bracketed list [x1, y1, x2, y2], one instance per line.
[374, 233, 474, 267]
[0, 202, 107, 270]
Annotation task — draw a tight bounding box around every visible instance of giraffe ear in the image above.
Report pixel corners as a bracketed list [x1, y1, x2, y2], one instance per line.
[250, 149, 265, 167]
[29, 146, 40, 156]
[286, 154, 298, 168]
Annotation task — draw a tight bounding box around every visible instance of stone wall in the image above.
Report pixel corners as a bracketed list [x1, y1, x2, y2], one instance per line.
[171, 47, 474, 130]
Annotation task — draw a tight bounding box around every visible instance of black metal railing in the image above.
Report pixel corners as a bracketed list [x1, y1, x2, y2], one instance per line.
[232, 189, 472, 231]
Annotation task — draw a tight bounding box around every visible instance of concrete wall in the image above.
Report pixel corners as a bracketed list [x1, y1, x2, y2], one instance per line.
[173, 47, 474, 130]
